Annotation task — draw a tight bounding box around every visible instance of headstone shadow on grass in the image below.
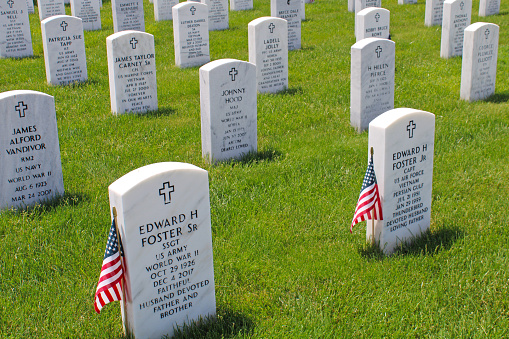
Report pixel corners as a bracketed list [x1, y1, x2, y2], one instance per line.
[484, 92, 509, 103]
[169, 307, 255, 339]
[276, 86, 303, 96]
[358, 226, 465, 260]
[232, 148, 283, 166]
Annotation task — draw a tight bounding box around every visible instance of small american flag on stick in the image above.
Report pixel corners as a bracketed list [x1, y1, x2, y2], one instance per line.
[94, 216, 124, 313]
[350, 148, 383, 233]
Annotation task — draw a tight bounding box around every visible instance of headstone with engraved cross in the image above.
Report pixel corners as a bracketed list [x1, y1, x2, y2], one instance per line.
[479, 0, 500, 16]
[248, 17, 288, 93]
[200, 59, 257, 163]
[0, 0, 33, 58]
[153, 0, 178, 21]
[173, 2, 209, 68]
[41, 15, 88, 86]
[355, 7, 390, 42]
[111, 0, 145, 33]
[107, 30, 158, 114]
[460, 22, 499, 102]
[37, 0, 65, 21]
[108, 162, 216, 339]
[271, 0, 301, 50]
[70, 0, 101, 31]
[0, 90, 64, 210]
[425, 0, 445, 26]
[440, 0, 471, 58]
[230, 0, 252, 10]
[367, 108, 435, 254]
[350, 37, 395, 133]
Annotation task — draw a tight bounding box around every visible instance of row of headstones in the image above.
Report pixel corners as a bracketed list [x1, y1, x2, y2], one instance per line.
[0, 89, 437, 336]
[0, 0, 312, 60]
[349, 0, 500, 17]
[352, 8, 499, 132]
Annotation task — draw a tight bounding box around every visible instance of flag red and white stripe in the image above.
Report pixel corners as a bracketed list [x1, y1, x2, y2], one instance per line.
[94, 220, 124, 313]
[350, 155, 383, 232]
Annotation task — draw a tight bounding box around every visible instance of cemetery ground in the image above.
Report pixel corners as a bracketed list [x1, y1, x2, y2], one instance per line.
[0, 0, 508, 337]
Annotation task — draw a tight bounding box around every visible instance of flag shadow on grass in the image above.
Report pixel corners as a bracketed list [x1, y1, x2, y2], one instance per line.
[166, 308, 255, 339]
[358, 226, 465, 260]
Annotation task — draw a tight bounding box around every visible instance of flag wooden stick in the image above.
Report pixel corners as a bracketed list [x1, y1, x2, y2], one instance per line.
[370, 147, 375, 246]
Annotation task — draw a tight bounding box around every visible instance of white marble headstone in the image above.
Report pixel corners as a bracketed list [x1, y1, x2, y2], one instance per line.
[41, 15, 88, 86]
[200, 59, 257, 163]
[230, 0, 252, 11]
[70, 0, 101, 31]
[37, 0, 65, 21]
[301, 0, 305, 20]
[440, 0, 471, 58]
[153, 0, 178, 21]
[172, 2, 209, 68]
[0, 0, 32, 58]
[460, 22, 498, 102]
[479, 0, 500, 16]
[201, 0, 228, 31]
[398, 0, 416, 4]
[111, 0, 145, 33]
[107, 30, 158, 114]
[349, 0, 355, 12]
[0, 90, 64, 210]
[350, 38, 395, 133]
[355, 0, 381, 14]
[109, 162, 216, 339]
[355, 7, 390, 42]
[425, 0, 444, 26]
[248, 17, 288, 93]
[26, 0, 34, 13]
[271, 0, 301, 50]
[368, 108, 435, 254]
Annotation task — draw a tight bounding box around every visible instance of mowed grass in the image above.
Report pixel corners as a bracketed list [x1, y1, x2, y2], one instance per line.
[0, 0, 508, 337]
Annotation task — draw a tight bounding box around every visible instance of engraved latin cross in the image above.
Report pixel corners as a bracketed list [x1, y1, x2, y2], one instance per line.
[60, 21, 68, 31]
[15, 101, 28, 118]
[159, 181, 175, 205]
[269, 23, 275, 33]
[407, 120, 416, 138]
[375, 46, 382, 58]
[130, 37, 138, 49]
[375, 13, 380, 22]
[7, 0, 14, 8]
[229, 68, 238, 81]
[190, 5, 196, 15]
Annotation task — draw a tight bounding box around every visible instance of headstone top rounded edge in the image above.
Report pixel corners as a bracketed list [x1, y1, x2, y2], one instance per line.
[173, 1, 207, 10]
[200, 58, 255, 72]
[108, 162, 207, 195]
[106, 30, 154, 42]
[369, 108, 434, 129]
[41, 14, 82, 25]
[248, 16, 288, 27]
[0, 90, 53, 101]
[465, 21, 499, 33]
[357, 6, 389, 15]
[352, 37, 395, 50]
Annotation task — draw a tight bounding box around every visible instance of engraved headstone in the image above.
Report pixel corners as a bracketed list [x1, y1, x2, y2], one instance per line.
[107, 30, 158, 114]
[26, 0, 33, 13]
[41, 15, 88, 86]
[355, 7, 390, 42]
[248, 17, 288, 93]
[398, 0, 416, 4]
[355, 0, 381, 14]
[201, 0, 228, 31]
[172, 2, 209, 68]
[109, 162, 216, 339]
[70, 0, 101, 31]
[350, 38, 395, 132]
[153, 0, 178, 21]
[479, 0, 500, 16]
[271, 0, 301, 50]
[368, 108, 435, 254]
[37, 0, 65, 21]
[0, 90, 64, 210]
[200, 59, 257, 163]
[460, 22, 498, 102]
[425, 0, 445, 26]
[0, 0, 33, 58]
[230, 0, 252, 11]
[440, 0, 471, 58]
[111, 0, 145, 33]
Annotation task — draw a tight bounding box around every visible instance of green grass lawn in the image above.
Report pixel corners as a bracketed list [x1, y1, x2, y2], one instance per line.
[1, 0, 508, 337]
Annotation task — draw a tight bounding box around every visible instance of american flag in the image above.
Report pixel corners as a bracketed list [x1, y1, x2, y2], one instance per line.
[94, 220, 124, 313]
[350, 154, 383, 233]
